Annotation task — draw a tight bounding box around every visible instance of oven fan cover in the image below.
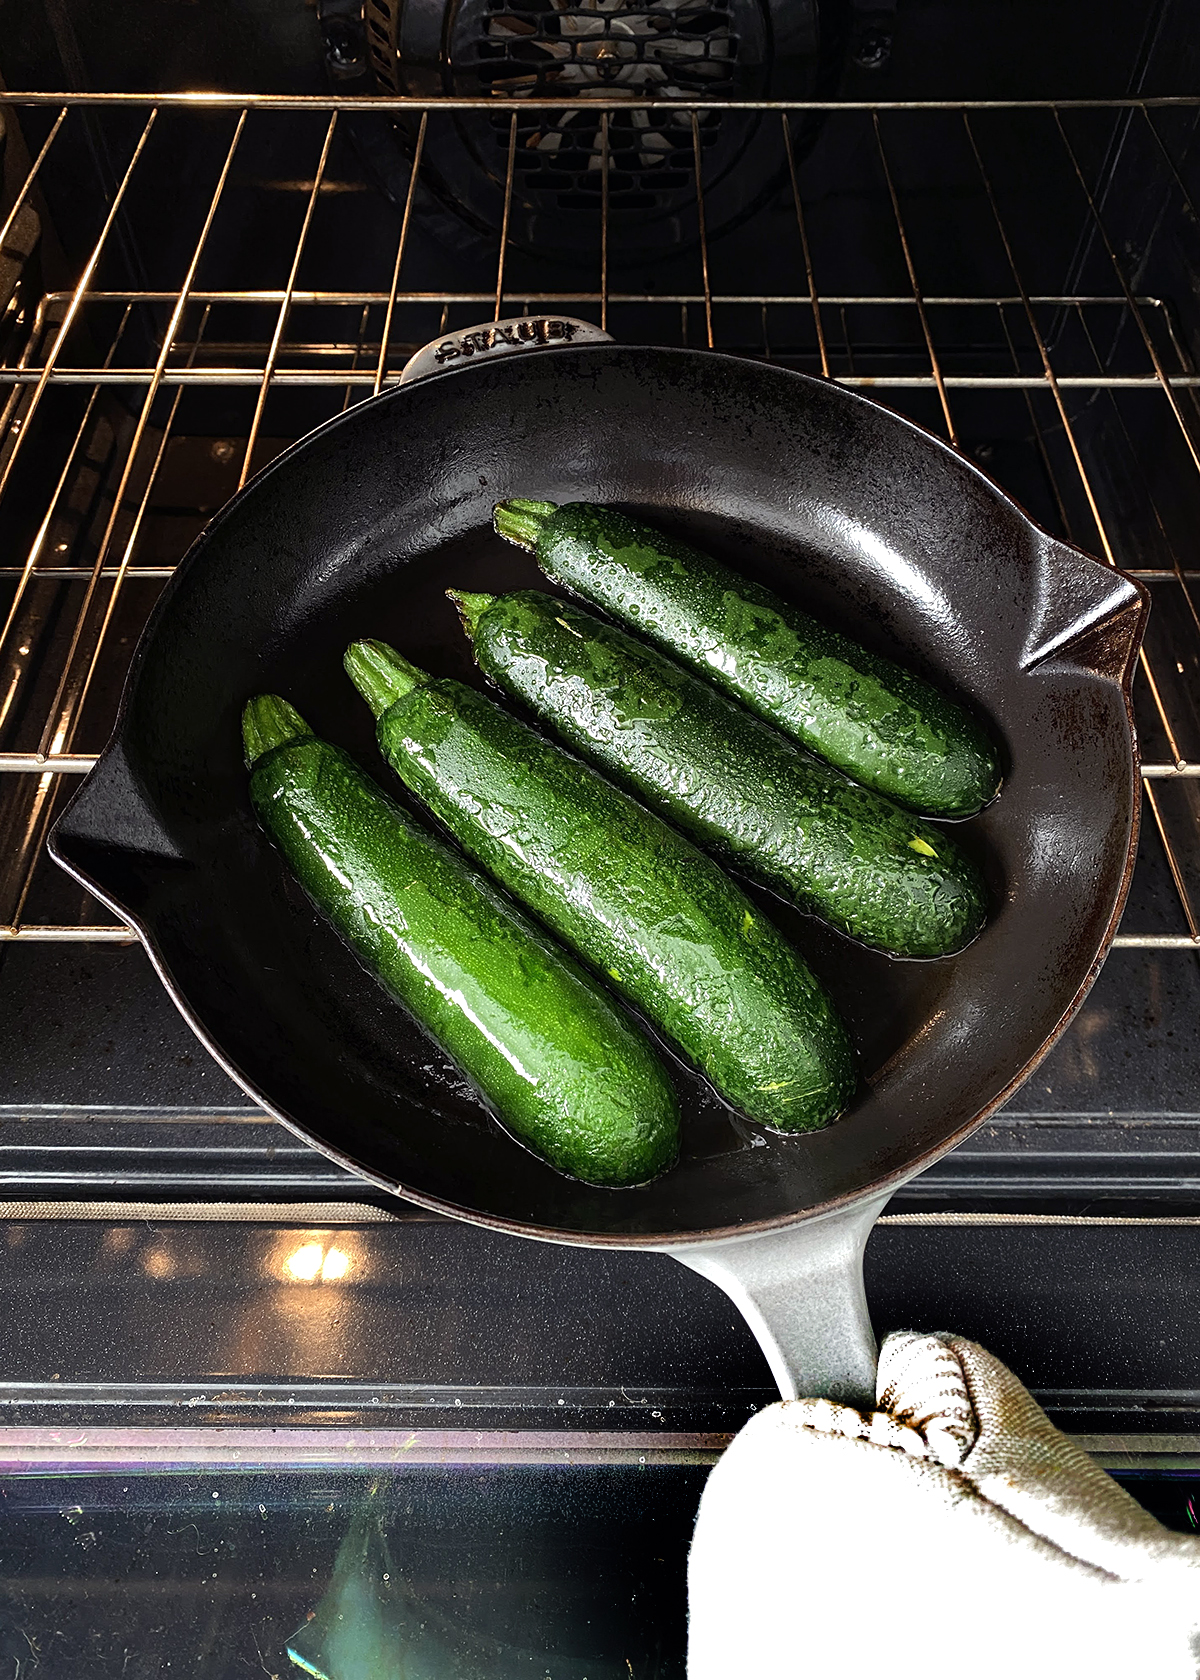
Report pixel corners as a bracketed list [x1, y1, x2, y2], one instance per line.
[322, 0, 846, 264]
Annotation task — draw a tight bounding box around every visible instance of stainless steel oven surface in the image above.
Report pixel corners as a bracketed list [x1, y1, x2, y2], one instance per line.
[2, 0, 1200, 1669]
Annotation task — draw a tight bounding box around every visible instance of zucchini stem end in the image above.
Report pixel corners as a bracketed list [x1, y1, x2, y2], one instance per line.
[446, 589, 496, 638]
[345, 639, 428, 716]
[242, 694, 313, 768]
[493, 498, 556, 552]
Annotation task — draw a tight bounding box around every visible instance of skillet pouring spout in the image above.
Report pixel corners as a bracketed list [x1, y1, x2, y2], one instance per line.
[1022, 533, 1148, 677]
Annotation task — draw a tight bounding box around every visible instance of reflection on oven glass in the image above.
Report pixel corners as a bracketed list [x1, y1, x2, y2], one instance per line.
[0, 1462, 1193, 1677]
[0, 1465, 705, 1678]
[289, 1482, 620, 1678]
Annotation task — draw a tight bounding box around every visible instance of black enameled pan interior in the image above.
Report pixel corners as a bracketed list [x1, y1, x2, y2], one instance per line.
[50, 346, 1147, 1243]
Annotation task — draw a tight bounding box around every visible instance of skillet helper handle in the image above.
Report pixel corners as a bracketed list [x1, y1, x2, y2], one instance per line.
[399, 316, 613, 384]
[667, 1193, 892, 1407]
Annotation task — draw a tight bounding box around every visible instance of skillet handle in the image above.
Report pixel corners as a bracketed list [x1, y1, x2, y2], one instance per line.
[664, 1192, 892, 1407]
[399, 316, 613, 384]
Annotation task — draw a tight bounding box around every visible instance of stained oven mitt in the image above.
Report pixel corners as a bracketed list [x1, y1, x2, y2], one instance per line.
[688, 1331, 1200, 1679]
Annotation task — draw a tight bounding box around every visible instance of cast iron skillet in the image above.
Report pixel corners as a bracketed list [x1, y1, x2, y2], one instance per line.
[51, 321, 1149, 1404]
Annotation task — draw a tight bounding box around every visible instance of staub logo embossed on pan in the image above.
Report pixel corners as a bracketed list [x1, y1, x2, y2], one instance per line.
[433, 317, 584, 363]
[398, 315, 610, 383]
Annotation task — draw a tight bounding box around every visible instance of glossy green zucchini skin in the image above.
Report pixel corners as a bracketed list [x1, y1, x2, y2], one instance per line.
[450, 589, 986, 958]
[243, 695, 679, 1187]
[493, 499, 1001, 819]
[344, 643, 855, 1134]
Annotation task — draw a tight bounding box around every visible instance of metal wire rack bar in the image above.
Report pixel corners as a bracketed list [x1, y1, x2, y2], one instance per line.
[239, 112, 338, 488]
[3, 93, 1200, 111]
[872, 114, 956, 442]
[9, 369, 1200, 389]
[0, 97, 1197, 949]
[0, 112, 157, 509]
[7, 290, 1162, 305]
[373, 110, 427, 399]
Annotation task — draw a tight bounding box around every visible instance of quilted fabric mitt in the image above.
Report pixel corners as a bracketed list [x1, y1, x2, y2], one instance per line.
[688, 1331, 1200, 1679]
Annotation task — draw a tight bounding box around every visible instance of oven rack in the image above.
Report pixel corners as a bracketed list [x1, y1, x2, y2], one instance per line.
[0, 94, 1197, 948]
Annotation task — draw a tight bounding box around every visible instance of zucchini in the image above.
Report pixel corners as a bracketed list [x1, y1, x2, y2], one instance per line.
[494, 499, 1001, 819]
[449, 589, 986, 958]
[243, 694, 679, 1187]
[344, 641, 855, 1134]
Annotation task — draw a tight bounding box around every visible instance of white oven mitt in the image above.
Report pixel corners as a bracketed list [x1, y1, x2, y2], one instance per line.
[688, 1331, 1200, 1679]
